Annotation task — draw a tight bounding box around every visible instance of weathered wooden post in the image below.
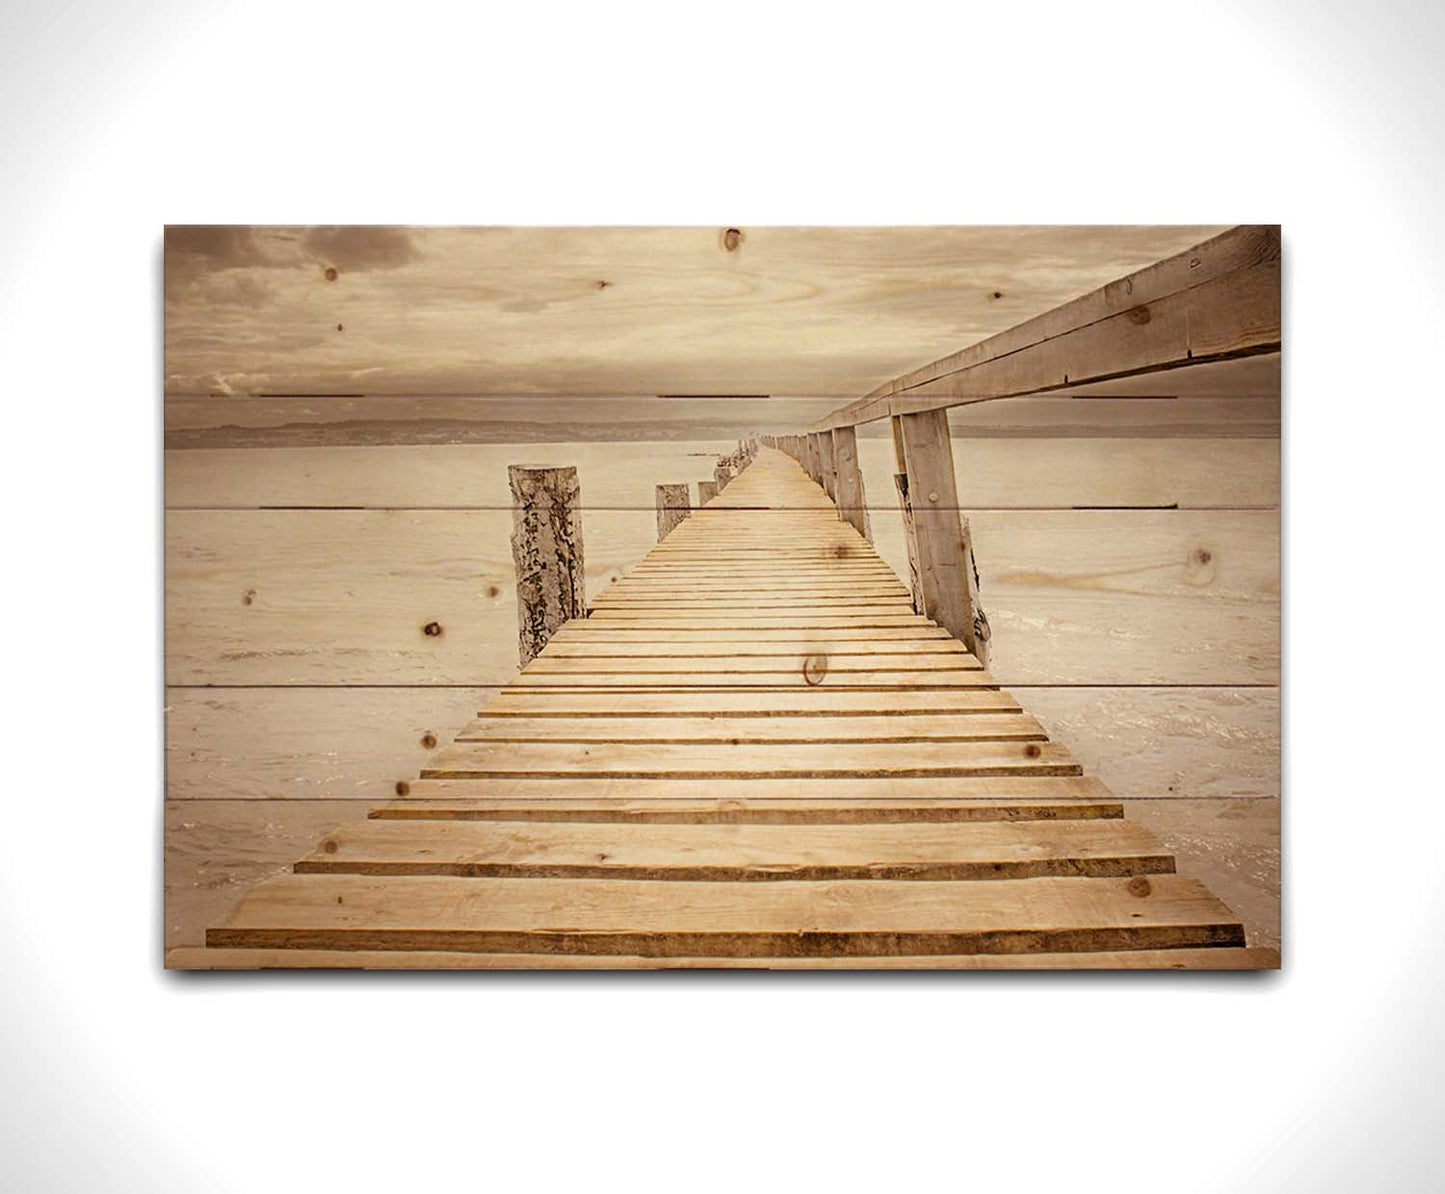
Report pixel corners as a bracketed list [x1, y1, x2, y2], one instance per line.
[891, 410, 989, 664]
[656, 483, 690, 541]
[831, 425, 870, 541]
[816, 430, 837, 503]
[509, 465, 586, 667]
[713, 462, 735, 490]
[893, 470, 924, 614]
[698, 479, 720, 505]
[805, 433, 822, 485]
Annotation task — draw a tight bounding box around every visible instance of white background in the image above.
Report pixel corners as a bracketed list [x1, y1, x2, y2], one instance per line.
[3, 1, 1442, 1189]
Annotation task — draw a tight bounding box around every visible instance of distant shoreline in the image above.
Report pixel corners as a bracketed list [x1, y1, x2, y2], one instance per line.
[163, 420, 790, 449]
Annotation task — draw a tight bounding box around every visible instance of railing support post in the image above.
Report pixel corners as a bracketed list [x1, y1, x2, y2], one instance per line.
[509, 464, 586, 667]
[831, 425, 870, 541]
[656, 483, 690, 541]
[697, 479, 720, 506]
[892, 410, 989, 663]
[816, 430, 837, 503]
[805, 432, 823, 485]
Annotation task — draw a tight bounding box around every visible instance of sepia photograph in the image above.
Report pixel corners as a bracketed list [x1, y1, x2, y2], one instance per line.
[8, 0, 1445, 1188]
[163, 224, 1281, 969]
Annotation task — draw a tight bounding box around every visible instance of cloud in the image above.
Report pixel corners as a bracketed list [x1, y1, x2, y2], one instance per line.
[165, 226, 422, 290]
[192, 271, 277, 309]
[166, 226, 274, 268]
[299, 227, 421, 272]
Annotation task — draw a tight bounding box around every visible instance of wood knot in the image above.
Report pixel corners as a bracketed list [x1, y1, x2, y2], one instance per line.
[721, 227, 744, 252]
[420, 732, 437, 750]
[1185, 546, 1217, 586]
[486, 584, 501, 598]
[1023, 743, 1042, 759]
[394, 780, 411, 797]
[802, 653, 829, 686]
[322, 839, 338, 854]
[323, 266, 339, 282]
[1126, 304, 1151, 325]
[990, 290, 1003, 299]
[423, 621, 443, 637]
[241, 588, 257, 606]
[1126, 877, 1152, 898]
[595, 280, 612, 289]
[833, 543, 850, 558]
[336, 323, 344, 332]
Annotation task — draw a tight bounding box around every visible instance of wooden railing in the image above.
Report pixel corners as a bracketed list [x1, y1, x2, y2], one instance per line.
[764, 225, 1282, 663]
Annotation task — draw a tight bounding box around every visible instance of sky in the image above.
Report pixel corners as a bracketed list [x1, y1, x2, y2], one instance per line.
[163, 225, 1226, 399]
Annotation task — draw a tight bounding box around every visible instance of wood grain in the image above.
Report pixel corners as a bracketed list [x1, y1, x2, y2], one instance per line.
[419, 739, 1081, 779]
[167, 507, 1274, 687]
[164, 508, 652, 685]
[858, 436, 1280, 509]
[292, 819, 1175, 881]
[165, 686, 488, 801]
[208, 872, 1244, 955]
[168, 946, 1279, 970]
[1018, 686, 1279, 798]
[454, 712, 1047, 744]
[165, 686, 1276, 801]
[167, 226, 1226, 398]
[165, 799, 373, 948]
[827, 226, 1278, 421]
[864, 508, 1279, 685]
[1126, 797, 1280, 949]
[164, 795, 1277, 951]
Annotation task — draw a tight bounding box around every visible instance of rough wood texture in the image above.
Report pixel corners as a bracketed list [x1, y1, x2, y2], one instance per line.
[162, 423, 1278, 510]
[175, 451, 1266, 968]
[895, 409, 980, 655]
[293, 819, 1175, 882]
[816, 429, 837, 502]
[207, 871, 1244, 955]
[1018, 687, 1279, 799]
[166, 226, 1227, 398]
[377, 782, 1118, 816]
[164, 794, 1278, 952]
[165, 686, 488, 801]
[655, 483, 690, 541]
[164, 508, 651, 685]
[455, 712, 1045, 743]
[420, 740, 1082, 780]
[165, 686, 1276, 803]
[165, 511, 1275, 688]
[862, 506, 1279, 685]
[165, 800, 373, 948]
[857, 435, 1280, 510]
[509, 465, 586, 666]
[818, 225, 1280, 427]
[169, 945, 1279, 970]
[1126, 797, 1279, 949]
[831, 424, 870, 540]
[893, 471, 924, 612]
[697, 479, 720, 505]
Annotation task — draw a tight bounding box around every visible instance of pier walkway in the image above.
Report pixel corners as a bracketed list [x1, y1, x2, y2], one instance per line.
[171, 448, 1273, 969]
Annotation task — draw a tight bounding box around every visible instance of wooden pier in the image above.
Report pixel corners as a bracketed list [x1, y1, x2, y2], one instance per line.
[170, 447, 1275, 970]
